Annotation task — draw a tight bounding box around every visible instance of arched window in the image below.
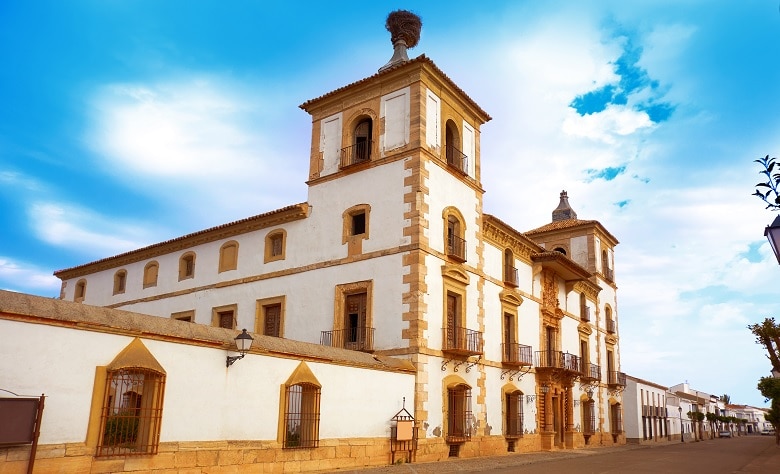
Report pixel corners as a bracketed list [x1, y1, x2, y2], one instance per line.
[96, 338, 166, 457]
[143, 262, 158, 288]
[74, 279, 87, 302]
[554, 247, 567, 255]
[447, 383, 472, 443]
[178, 252, 196, 281]
[505, 389, 524, 439]
[445, 120, 467, 174]
[341, 117, 373, 167]
[113, 270, 127, 295]
[602, 249, 613, 281]
[580, 293, 589, 321]
[218, 241, 238, 273]
[503, 249, 518, 287]
[264, 229, 286, 263]
[443, 208, 466, 262]
[605, 306, 615, 333]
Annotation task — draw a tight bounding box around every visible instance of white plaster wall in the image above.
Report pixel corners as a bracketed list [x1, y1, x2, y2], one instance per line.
[64, 160, 410, 313]
[483, 367, 538, 436]
[426, 164, 480, 262]
[0, 318, 414, 444]
[425, 358, 481, 439]
[122, 253, 408, 350]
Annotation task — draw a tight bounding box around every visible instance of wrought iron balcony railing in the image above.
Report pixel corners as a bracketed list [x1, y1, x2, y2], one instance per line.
[447, 235, 467, 262]
[442, 327, 484, 356]
[582, 363, 601, 382]
[606, 318, 616, 334]
[534, 350, 581, 374]
[445, 145, 468, 175]
[607, 371, 626, 387]
[340, 141, 372, 168]
[501, 343, 533, 367]
[503, 266, 519, 287]
[320, 327, 375, 352]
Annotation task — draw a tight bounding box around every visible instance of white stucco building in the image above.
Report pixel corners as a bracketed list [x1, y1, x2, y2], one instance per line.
[3, 17, 627, 473]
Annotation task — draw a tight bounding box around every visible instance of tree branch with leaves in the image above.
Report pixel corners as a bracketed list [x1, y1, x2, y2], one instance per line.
[754, 155, 780, 210]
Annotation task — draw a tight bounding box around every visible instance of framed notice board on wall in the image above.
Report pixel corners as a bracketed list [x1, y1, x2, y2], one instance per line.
[0, 397, 40, 445]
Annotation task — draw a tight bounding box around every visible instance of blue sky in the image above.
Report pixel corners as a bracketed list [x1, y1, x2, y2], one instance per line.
[2, 1, 780, 407]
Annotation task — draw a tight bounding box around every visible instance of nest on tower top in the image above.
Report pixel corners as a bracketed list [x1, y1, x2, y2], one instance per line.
[385, 10, 422, 48]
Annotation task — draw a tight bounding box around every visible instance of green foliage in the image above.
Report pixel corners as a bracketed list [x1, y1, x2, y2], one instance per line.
[748, 318, 780, 375]
[753, 155, 780, 210]
[102, 411, 139, 446]
[687, 410, 705, 422]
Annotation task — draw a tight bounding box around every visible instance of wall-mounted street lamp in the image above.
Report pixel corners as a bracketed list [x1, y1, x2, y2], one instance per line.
[226, 329, 254, 367]
[765, 215, 780, 264]
[679, 406, 684, 443]
[587, 388, 594, 400]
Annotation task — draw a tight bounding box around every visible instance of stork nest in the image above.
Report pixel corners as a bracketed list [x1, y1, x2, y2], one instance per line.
[385, 10, 422, 49]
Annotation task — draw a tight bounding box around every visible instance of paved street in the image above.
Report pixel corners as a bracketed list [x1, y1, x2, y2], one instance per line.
[327, 436, 779, 473]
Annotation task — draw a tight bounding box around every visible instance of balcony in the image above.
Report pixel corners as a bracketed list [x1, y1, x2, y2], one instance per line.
[320, 327, 375, 352]
[340, 141, 372, 168]
[445, 145, 468, 175]
[535, 350, 581, 375]
[580, 306, 591, 322]
[607, 371, 626, 387]
[502, 343, 533, 367]
[606, 318, 616, 334]
[446, 235, 467, 262]
[604, 267, 614, 282]
[503, 266, 519, 287]
[581, 363, 601, 382]
[442, 327, 484, 357]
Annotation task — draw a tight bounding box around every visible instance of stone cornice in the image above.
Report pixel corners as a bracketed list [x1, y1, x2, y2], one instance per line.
[482, 217, 540, 264]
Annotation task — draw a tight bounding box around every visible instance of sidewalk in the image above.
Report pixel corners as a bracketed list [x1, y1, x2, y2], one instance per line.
[316, 438, 780, 474]
[315, 443, 649, 474]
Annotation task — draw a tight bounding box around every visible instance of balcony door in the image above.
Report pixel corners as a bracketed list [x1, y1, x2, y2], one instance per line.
[446, 292, 461, 349]
[504, 312, 515, 361]
[345, 293, 367, 349]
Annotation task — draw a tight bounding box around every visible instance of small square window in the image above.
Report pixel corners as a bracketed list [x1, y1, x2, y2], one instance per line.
[352, 212, 366, 235]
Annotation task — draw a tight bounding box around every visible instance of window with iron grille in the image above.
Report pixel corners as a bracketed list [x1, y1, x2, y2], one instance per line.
[505, 391, 523, 437]
[284, 383, 321, 448]
[611, 403, 623, 433]
[447, 384, 472, 442]
[97, 368, 165, 457]
[265, 229, 286, 263]
[583, 400, 596, 435]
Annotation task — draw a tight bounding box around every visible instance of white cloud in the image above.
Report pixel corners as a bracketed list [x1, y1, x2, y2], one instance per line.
[28, 202, 156, 258]
[0, 257, 60, 292]
[562, 105, 654, 143]
[85, 76, 309, 223]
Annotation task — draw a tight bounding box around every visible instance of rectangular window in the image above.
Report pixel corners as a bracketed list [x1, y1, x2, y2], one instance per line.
[447, 385, 472, 442]
[264, 304, 281, 337]
[505, 392, 523, 437]
[171, 310, 194, 323]
[212, 304, 237, 329]
[352, 212, 366, 235]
